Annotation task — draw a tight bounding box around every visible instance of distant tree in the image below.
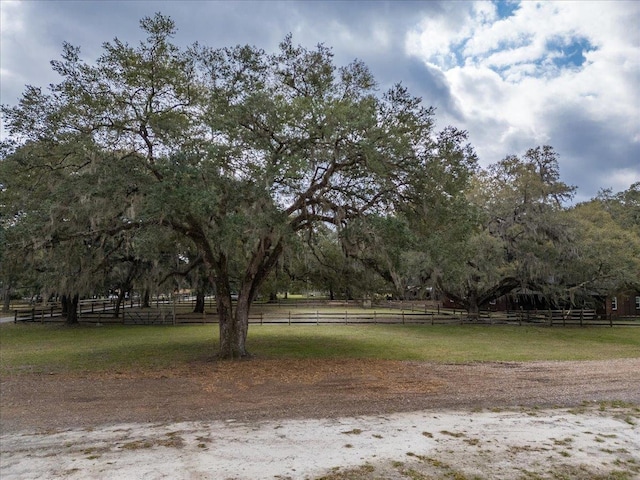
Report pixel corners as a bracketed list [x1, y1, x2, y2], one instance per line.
[341, 215, 418, 299]
[596, 182, 640, 236]
[0, 225, 18, 312]
[558, 192, 640, 304]
[342, 127, 478, 300]
[430, 146, 575, 316]
[0, 142, 115, 322]
[287, 226, 387, 300]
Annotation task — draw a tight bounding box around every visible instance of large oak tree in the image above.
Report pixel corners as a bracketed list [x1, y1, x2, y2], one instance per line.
[426, 146, 575, 316]
[2, 14, 451, 357]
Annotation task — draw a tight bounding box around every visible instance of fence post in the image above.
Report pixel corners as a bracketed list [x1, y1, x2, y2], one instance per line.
[316, 310, 319, 326]
[260, 312, 263, 326]
[288, 310, 291, 326]
[580, 309, 583, 327]
[402, 311, 405, 325]
[14, 310, 17, 323]
[31, 308, 35, 322]
[345, 311, 348, 325]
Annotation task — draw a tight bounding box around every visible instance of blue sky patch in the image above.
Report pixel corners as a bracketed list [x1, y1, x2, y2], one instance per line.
[547, 36, 596, 69]
[495, 0, 521, 19]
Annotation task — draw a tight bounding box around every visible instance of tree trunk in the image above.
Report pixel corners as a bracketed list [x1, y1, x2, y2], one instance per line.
[217, 292, 244, 358]
[62, 293, 79, 325]
[467, 294, 480, 321]
[233, 292, 251, 357]
[214, 257, 243, 358]
[345, 287, 353, 300]
[2, 284, 11, 312]
[217, 306, 233, 356]
[206, 234, 283, 359]
[217, 273, 254, 359]
[194, 290, 205, 313]
[391, 272, 405, 300]
[114, 290, 126, 318]
[142, 289, 151, 308]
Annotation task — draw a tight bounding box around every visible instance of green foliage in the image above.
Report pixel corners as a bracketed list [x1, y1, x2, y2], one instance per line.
[559, 193, 640, 300]
[299, 224, 391, 299]
[428, 146, 576, 312]
[597, 182, 640, 235]
[338, 126, 478, 299]
[1, 13, 451, 356]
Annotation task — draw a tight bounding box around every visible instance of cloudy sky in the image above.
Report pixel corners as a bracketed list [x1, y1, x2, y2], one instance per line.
[1, 0, 639, 202]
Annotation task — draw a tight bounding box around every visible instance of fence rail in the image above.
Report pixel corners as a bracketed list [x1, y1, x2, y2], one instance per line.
[138, 309, 640, 327]
[10, 300, 639, 327]
[12, 304, 62, 323]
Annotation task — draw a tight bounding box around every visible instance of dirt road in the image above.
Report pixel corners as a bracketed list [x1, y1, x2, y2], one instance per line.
[1, 358, 639, 479]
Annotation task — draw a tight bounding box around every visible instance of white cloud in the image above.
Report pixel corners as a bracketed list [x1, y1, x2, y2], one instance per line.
[317, 19, 393, 58]
[405, 2, 496, 69]
[405, 0, 640, 198]
[601, 168, 640, 195]
[1, 2, 60, 106]
[0, 0, 25, 36]
[1, 0, 637, 200]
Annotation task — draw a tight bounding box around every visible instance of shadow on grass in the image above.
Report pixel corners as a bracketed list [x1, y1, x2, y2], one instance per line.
[2, 323, 639, 375]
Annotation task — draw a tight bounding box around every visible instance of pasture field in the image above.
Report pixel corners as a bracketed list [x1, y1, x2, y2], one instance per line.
[1, 322, 639, 375]
[2, 320, 639, 480]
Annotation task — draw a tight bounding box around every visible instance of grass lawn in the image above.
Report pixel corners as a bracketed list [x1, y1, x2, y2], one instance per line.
[1, 322, 639, 376]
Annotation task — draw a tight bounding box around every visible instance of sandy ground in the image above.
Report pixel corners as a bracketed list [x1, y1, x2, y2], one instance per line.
[1, 405, 639, 479]
[2, 358, 640, 479]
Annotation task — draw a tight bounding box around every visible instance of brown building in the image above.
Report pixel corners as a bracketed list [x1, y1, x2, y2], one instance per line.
[606, 290, 640, 318]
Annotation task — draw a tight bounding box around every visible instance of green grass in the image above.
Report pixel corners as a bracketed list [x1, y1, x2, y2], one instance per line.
[249, 324, 640, 362]
[0, 324, 215, 374]
[1, 323, 639, 375]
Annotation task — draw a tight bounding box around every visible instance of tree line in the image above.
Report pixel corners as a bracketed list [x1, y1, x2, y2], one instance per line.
[1, 14, 639, 357]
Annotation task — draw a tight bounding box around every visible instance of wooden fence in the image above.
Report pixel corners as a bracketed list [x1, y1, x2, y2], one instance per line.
[12, 304, 61, 323]
[10, 299, 639, 327]
[239, 309, 639, 327]
[11, 299, 117, 323]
